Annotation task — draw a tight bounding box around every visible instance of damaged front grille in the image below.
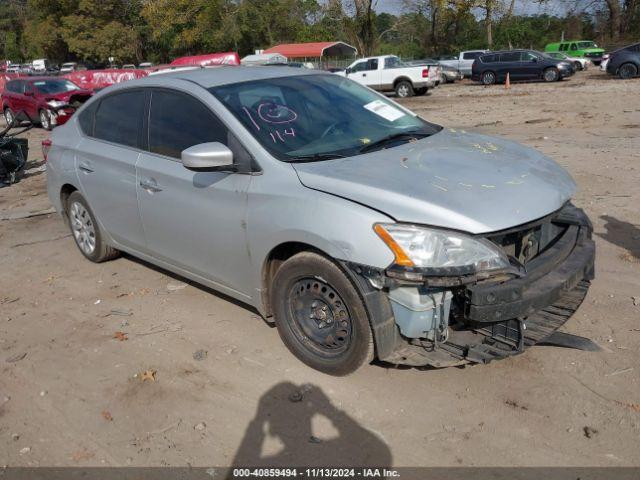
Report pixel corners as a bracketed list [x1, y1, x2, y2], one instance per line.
[486, 209, 568, 265]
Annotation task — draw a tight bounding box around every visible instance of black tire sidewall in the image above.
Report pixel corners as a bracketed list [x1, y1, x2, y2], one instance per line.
[482, 71, 495, 85]
[270, 252, 373, 376]
[619, 63, 637, 79]
[67, 191, 107, 262]
[544, 68, 559, 82]
[395, 81, 414, 98]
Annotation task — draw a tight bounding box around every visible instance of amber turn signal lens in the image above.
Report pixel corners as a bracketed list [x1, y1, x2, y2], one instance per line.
[373, 224, 415, 267]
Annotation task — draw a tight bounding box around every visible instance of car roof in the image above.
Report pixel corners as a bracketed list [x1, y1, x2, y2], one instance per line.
[116, 65, 324, 90]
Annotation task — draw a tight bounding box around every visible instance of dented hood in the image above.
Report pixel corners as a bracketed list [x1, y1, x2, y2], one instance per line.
[293, 129, 576, 234]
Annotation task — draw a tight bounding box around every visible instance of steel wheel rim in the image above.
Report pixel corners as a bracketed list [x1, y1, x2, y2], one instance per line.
[70, 201, 96, 255]
[40, 111, 49, 129]
[288, 277, 353, 356]
[397, 84, 409, 97]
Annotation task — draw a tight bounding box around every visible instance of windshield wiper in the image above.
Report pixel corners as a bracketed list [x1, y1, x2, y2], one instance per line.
[287, 153, 346, 163]
[359, 131, 430, 153]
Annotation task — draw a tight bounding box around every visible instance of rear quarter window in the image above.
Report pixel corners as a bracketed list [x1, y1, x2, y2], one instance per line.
[93, 90, 145, 148]
[78, 101, 98, 136]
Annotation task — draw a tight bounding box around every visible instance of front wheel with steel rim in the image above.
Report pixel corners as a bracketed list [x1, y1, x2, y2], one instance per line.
[618, 63, 638, 79]
[270, 252, 374, 376]
[4, 108, 15, 126]
[39, 109, 52, 131]
[543, 67, 560, 82]
[481, 71, 496, 85]
[66, 191, 120, 263]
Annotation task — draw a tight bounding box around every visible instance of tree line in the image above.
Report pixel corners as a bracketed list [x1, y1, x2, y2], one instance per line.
[0, 0, 638, 65]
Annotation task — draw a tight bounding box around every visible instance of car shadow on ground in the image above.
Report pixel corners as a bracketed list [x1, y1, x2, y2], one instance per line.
[228, 382, 392, 471]
[597, 215, 640, 260]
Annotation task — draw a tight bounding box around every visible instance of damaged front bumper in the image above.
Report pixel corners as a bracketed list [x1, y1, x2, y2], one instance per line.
[344, 204, 596, 368]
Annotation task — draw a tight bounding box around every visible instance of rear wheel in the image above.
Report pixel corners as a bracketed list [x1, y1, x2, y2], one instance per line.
[618, 63, 638, 79]
[39, 109, 52, 131]
[395, 80, 414, 98]
[543, 67, 560, 82]
[481, 71, 496, 85]
[66, 191, 120, 263]
[270, 252, 374, 376]
[3, 107, 15, 126]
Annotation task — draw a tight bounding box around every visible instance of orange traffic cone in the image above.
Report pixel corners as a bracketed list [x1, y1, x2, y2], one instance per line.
[505, 72, 511, 89]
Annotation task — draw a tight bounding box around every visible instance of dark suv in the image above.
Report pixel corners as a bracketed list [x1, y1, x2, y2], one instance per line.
[606, 42, 640, 79]
[471, 50, 574, 85]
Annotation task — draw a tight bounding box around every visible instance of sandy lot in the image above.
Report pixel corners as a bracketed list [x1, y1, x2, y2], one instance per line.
[1, 70, 639, 468]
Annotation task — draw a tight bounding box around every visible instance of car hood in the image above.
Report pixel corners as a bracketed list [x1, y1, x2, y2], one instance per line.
[292, 129, 576, 234]
[43, 90, 92, 102]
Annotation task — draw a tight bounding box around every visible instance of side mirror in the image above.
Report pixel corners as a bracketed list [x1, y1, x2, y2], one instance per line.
[345, 67, 352, 75]
[531, 57, 538, 62]
[181, 142, 234, 171]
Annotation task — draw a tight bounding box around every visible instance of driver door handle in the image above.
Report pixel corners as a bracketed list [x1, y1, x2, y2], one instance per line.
[140, 178, 162, 193]
[78, 161, 94, 173]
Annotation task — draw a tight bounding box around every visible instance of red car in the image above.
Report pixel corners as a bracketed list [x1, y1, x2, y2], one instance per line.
[1, 77, 93, 130]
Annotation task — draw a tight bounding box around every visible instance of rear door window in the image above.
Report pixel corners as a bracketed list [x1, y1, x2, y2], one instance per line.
[93, 90, 146, 149]
[570, 43, 578, 51]
[148, 89, 228, 159]
[500, 52, 522, 62]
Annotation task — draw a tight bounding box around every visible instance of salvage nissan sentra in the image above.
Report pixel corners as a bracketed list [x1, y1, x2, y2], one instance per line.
[46, 67, 596, 375]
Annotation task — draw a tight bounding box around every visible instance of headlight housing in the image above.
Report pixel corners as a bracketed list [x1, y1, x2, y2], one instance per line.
[46, 100, 67, 109]
[374, 223, 510, 275]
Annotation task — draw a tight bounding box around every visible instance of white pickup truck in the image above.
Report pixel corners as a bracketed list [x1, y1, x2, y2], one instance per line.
[436, 50, 489, 77]
[340, 55, 438, 98]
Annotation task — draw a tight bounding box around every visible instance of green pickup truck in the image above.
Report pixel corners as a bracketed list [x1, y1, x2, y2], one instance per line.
[545, 41, 605, 65]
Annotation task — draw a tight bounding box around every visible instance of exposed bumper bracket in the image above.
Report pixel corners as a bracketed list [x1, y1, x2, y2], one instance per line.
[537, 331, 601, 352]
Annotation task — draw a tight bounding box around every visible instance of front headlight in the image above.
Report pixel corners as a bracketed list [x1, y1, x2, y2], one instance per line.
[374, 223, 510, 273]
[47, 100, 67, 109]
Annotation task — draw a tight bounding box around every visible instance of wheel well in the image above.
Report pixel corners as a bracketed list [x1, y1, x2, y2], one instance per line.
[393, 77, 413, 88]
[261, 242, 326, 317]
[60, 184, 78, 220]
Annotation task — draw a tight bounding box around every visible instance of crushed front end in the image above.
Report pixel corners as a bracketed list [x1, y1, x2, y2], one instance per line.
[346, 203, 596, 367]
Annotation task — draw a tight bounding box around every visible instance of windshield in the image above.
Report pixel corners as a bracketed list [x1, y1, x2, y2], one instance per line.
[210, 74, 440, 161]
[32, 79, 80, 94]
[577, 41, 597, 49]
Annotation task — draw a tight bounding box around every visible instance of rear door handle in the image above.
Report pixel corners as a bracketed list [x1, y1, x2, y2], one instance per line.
[78, 161, 94, 173]
[139, 178, 162, 193]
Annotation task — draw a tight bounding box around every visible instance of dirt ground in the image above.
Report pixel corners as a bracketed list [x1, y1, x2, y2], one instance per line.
[1, 69, 639, 468]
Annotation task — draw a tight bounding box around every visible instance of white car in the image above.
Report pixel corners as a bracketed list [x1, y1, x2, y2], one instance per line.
[546, 52, 589, 70]
[341, 55, 438, 98]
[60, 62, 78, 74]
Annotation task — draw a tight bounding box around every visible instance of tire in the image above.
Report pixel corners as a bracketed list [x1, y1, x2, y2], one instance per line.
[481, 71, 496, 85]
[66, 191, 120, 263]
[270, 251, 374, 376]
[415, 87, 428, 96]
[39, 109, 52, 131]
[574, 61, 582, 71]
[543, 67, 560, 82]
[394, 80, 414, 98]
[4, 107, 15, 126]
[618, 63, 638, 80]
